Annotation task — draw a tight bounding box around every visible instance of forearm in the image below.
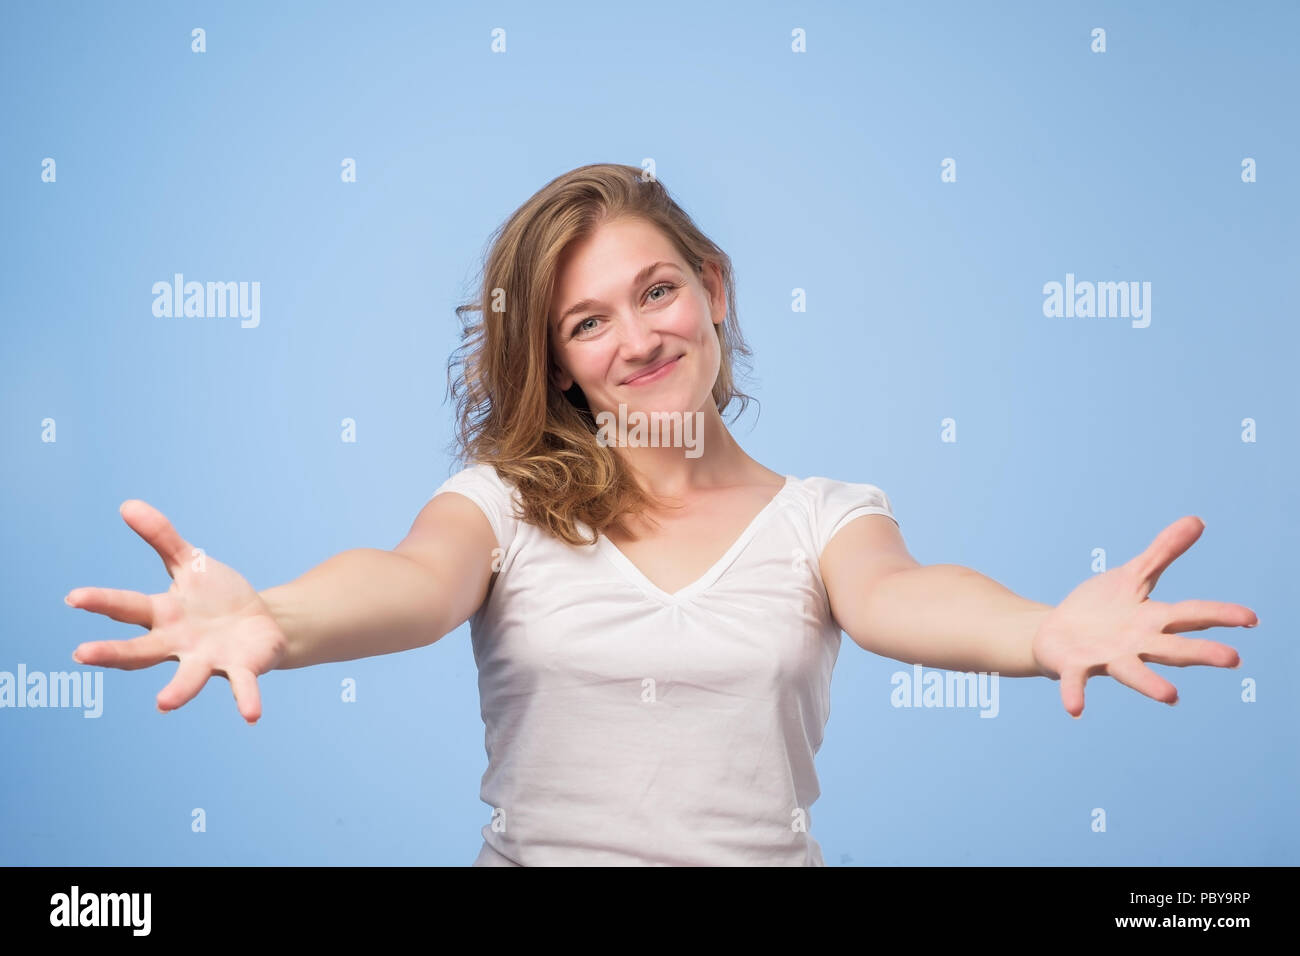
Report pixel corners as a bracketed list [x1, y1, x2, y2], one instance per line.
[262, 548, 452, 670]
[852, 564, 1051, 677]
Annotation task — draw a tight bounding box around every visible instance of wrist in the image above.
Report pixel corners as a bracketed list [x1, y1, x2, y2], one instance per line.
[258, 585, 298, 670]
[1027, 603, 1056, 678]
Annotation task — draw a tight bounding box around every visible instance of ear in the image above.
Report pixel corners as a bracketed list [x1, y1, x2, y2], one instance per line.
[702, 260, 726, 325]
[546, 335, 575, 391]
[550, 364, 574, 392]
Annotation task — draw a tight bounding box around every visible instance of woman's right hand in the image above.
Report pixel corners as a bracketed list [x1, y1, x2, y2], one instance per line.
[66, 500, 287, 724]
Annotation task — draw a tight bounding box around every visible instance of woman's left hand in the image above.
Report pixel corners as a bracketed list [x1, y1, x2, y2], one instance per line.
[1031, 516, 1257, 717]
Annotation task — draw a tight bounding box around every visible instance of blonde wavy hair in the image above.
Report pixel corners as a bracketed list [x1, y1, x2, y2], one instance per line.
[445, 163, 757, 546]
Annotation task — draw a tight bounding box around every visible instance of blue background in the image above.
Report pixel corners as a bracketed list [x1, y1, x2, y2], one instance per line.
[2, 0, 1294, 865]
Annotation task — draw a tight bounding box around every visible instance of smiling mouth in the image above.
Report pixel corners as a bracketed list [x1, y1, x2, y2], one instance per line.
[622, 355, 682, 385]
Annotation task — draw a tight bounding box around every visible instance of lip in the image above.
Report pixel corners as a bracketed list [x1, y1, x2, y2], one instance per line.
[621, 355, 682, 386]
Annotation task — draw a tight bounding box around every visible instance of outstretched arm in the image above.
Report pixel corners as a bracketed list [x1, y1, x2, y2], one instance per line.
[820, 518, 1048, 675]
[821, 514, 1257, 717]
[66, 489, 497, 724]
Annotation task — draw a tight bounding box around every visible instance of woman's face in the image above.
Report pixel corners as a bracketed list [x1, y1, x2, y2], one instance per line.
[548, 216, 724, 420]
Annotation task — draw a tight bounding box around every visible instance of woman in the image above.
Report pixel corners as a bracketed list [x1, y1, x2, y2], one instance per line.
[64, 163, 1257, 866]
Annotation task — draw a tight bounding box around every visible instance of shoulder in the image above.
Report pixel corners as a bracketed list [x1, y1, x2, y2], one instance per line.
[432, 461, 516, 498]
[785, 474, 899, 559]
[430, 461, 523, 552]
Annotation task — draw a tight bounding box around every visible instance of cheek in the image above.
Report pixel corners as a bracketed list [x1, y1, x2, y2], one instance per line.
[570, 343, 619, 385]
[691, 308, 722, 353]
[670, 298, 714, 342]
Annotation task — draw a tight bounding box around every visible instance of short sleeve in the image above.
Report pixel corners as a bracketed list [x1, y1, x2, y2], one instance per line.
[430, 463, 521, 554]
[810, 477, 898, 558]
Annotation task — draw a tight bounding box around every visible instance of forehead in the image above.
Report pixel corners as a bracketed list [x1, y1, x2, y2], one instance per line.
[552, 219, 681, 304]
[558, 219, 679, 276]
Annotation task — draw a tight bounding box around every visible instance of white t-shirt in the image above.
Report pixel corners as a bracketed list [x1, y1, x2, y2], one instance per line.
[430, 462, 899, 866]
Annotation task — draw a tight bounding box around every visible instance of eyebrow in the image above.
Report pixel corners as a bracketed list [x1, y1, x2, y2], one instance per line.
[555, 261, 680, 328]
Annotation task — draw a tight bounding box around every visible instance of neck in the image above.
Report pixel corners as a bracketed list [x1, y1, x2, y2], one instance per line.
[607, 402, 771, 498]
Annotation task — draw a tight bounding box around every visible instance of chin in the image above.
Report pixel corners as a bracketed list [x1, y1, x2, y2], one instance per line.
[626, 398, 707, 418]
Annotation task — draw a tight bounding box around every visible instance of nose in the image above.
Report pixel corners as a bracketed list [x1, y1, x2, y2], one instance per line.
[616, 309, 664, 359]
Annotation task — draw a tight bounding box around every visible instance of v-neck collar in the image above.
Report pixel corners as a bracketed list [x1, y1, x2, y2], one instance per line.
[595, 475, 798, 606]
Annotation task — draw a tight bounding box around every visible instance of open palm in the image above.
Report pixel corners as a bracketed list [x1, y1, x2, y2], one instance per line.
[1031, 515, 1257, 718]
[66, 500, 285, 724]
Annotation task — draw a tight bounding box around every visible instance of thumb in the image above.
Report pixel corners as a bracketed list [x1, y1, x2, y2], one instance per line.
[1060, 668, 1086, 719]
[227, 668, 263, 725]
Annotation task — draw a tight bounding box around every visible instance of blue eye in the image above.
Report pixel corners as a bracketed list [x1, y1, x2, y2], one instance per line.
[570, 282, 677, 338]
